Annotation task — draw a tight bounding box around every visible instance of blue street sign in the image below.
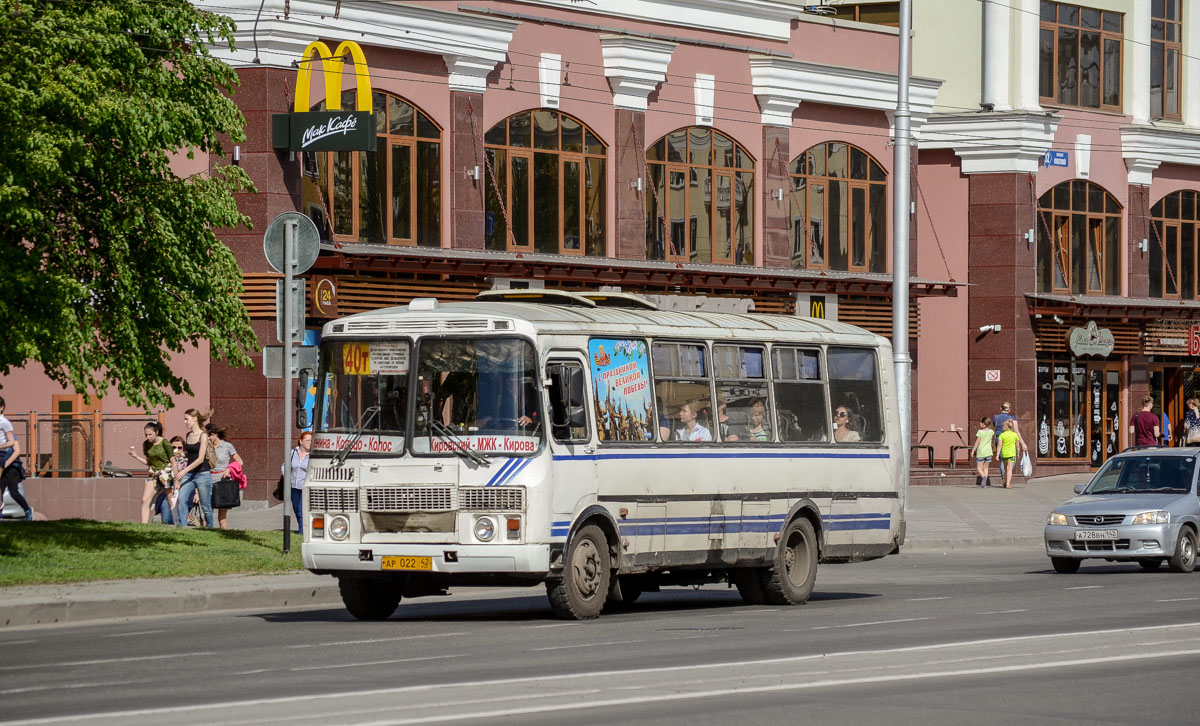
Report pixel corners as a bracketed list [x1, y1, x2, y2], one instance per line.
[1043, 150, 1069, 167]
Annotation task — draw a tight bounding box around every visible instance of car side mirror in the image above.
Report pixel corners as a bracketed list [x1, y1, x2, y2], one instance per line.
[1073, 483, 1086, 495]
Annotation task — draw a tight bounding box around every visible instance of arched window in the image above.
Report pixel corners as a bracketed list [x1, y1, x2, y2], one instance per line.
[1150, 190, 1199, 299]
[788, 142, 887, 273]
[484, 109, 606, 256]
[1036, 180, 1121, 294]
[645, 127, 755, 265]
[301, 91, 441, 246]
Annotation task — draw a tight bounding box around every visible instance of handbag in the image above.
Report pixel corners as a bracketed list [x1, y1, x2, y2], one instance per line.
[1187, 419, 1200, 445]
[272, 475, 285, 501]
[212, 477, 241, 509]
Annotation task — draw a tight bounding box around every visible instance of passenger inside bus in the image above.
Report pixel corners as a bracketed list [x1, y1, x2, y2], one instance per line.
[833, 404, 863, 443]
[676, 401, 713, 442]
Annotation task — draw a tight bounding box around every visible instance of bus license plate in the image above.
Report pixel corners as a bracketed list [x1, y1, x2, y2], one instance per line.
[381, 556, 433, 571]
[1075, 529, 1119, 541]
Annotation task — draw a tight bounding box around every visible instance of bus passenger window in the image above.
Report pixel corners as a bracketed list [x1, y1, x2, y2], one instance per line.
[827, 347, 882, 443]
[652, 342, 713, 443]
[771, 347, 828, 443]
[714, 344, 770, 443]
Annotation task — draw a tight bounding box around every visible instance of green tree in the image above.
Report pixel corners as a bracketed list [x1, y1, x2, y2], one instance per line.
[0, 0, 256, 409]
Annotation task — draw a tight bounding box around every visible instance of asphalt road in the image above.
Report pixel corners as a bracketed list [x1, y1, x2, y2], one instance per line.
[3, 549, 1199, 726]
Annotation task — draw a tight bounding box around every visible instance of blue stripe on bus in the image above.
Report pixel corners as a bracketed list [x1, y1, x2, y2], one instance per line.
[487, 457, 532, 487]
[555, 451, 889, 462]
[549, 512, 891, 538]
[484, 458, 518, 487]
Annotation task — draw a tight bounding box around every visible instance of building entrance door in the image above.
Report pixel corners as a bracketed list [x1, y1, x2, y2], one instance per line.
[1087, 365, 1121, 467]
[1152, 365, 1200, 445]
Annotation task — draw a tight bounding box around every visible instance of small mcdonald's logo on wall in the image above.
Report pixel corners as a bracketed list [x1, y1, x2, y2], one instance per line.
[795, 293, 838, 321]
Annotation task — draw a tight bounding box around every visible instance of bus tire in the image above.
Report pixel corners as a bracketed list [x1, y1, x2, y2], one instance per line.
[547, 523, 610, 619]
[763, 517, 818, 606]
[603, 576, 643, 612]
[338, 577, 401, 621]
[731, 568, 769, 604]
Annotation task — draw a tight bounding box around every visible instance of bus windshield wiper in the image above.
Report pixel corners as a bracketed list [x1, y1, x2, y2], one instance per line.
[429, 420, 490, 468]
[331, 406, 380, 467]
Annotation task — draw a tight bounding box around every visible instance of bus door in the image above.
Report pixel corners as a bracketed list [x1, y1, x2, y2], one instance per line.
[546, 356, 597, 520]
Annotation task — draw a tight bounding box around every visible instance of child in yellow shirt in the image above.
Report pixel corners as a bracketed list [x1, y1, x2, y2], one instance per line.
[997, 419, 1025, 489]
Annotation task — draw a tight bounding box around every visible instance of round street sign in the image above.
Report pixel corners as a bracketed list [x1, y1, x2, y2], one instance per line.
[263, 212, 321, 274]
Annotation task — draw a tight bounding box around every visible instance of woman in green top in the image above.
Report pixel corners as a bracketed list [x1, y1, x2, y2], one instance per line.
[129, 421, 173, 524]
[969, 416, 994, 488]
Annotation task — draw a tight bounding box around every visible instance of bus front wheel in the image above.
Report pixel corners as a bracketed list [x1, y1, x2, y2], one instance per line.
[763, 517, 818, 605]
[338, 577, 401, 621]
[547, 524, 611, 619]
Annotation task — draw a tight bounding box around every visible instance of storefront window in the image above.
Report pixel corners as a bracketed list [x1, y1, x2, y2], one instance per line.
[1037, 356, 1122, 466]
[301, 91, 441, 246]
[1150, 190, 1200, 299]
[1036, 180, 1122, 295]
[484, 109, 606, 256]
[646, 127, 755, 265]
[788, 142, 887, 273]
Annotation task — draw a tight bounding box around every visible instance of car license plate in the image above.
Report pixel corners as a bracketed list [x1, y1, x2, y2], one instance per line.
[1074, 529, 1119, 540]
[381, 556, 432, 571]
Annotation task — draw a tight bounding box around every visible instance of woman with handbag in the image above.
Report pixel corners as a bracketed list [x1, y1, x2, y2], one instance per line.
[206, 424, 244, 530]
[175, 408, 214, 528]
[128, 421, 173, 524]
[1185, 398, 1200, 447]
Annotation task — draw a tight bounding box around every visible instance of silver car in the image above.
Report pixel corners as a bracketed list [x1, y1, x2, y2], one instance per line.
[1045, 448, 1199, 574]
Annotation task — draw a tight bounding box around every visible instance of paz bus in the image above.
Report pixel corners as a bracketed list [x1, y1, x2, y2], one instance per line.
[300, 290, 905, 620]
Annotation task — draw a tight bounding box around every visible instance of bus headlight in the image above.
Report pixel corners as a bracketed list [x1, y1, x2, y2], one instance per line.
[474, 516, 497, 542]
[329, 515, 350, 541]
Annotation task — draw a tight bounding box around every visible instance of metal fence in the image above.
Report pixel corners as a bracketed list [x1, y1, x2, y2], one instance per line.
[10, 412, 165, 478]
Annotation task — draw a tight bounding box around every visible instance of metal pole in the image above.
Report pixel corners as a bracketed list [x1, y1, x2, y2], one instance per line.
[893, 0, 913, 512]
[283, 220, 295, 553]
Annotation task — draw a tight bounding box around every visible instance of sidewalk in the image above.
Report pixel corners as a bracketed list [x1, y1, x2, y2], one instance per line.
[0, 474, 1089, 629]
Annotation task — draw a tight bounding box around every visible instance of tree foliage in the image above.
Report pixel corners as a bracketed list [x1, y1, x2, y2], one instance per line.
[0, 0, 256, 409]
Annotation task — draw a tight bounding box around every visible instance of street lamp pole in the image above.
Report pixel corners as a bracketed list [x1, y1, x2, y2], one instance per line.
[892, 0, 913, 511]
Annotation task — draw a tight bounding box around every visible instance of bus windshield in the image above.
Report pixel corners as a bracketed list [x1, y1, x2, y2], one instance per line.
[316, 340, 411, 455]
[413, 337, 542, 456]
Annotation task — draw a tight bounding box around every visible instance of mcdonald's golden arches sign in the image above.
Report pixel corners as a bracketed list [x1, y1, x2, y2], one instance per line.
[273, 40, 376, 152]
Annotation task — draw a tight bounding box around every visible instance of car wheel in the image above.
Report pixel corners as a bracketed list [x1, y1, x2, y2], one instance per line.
[1051, 557, 1081, 574]
[547, 523, 610, 619]
[1168, 527, 1197, 574]
[1137, 558, 1163, 571]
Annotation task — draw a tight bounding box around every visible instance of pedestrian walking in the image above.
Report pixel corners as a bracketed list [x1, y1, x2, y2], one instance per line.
[969, 416, 994, 488]
[128, 421, 173, 524]
[283, 431, 312, 535]
[174, 408, 214, 527]
[206, 423, 243, 530]
[0, 397, 33, 521]
[1128, 396, 1161, 448]
[1182, 398, 1200, 447]
[997, 419, 1026, 489]
[992, 402, 1026, 480]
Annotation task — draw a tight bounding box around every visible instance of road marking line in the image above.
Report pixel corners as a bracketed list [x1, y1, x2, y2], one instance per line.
[288, 632, 468, 649]
[289, 654, 464, 672]
[0, 640, 36, 645]
[101, 629, 169, 638]
[533, 639, 645, 652]
[1156, 597, 1200, 603]
[0, 652, 212, 672]
[0, 678, 156, 696]
[808, 617, 933, 631]
[12, 622, 1200, 725]
[978, 609, 1028, 615]
[527, 623, 575, 629]
[908, 597, 950, 601]
[1065, 585, 1103, 590]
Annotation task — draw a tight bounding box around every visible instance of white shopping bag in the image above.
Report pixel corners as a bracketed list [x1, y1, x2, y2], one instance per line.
[1019, 452, 1032, 478]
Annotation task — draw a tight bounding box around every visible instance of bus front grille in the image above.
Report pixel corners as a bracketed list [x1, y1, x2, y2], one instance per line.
[308, 466, 355, 483]
[459, 487, 525, 512]
[364, 486, 453, 512]
[308, 487, 359, 512]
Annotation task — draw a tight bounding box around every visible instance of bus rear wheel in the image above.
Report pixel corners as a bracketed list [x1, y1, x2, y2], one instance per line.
[338, 577, 401, 621]
[763, 518, 818, 605]
[547, 524, 611, 619]
[731, 568, 769, 604]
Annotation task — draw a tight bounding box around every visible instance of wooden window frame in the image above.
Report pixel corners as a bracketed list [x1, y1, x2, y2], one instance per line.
[1150, 190, 1200, 300]
[484, 110, 607, 256]
[1151, 0, 1183, 121]
[1037, 181, 1122, 295]
[645, 127, 756, 266]
[1039, 2, 1124, 112]
[788, 143, 888, 273]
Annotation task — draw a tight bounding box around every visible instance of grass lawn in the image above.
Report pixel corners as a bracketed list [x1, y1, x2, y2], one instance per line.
[0, 520, 303, 587]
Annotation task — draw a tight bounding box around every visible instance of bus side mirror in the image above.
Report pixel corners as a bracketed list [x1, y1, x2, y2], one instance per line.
[296, 368, 313, 429]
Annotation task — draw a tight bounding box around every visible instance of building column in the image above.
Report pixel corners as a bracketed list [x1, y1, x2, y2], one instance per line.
[600, 36, 676, 261]
[449, 89, 486, 251]
[210, 65, 303, 501]
[761, 126, 790, 268]
[981, 0, 1012, 111]
[1128, 183, 1151, 297]
[1130, 3, 1152, 124]
[1015, 0, 1041, 110]
[967, 172, 1038, 462]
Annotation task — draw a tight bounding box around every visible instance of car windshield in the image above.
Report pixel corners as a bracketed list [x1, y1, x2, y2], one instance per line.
[412, 337, 542, 456]
[1083, 455, 1197, 494]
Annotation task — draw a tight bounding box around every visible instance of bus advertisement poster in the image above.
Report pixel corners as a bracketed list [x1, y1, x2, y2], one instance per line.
[590, 338, 653, 442]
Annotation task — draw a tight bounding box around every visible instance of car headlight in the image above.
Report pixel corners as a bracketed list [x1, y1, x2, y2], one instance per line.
[474, 516, 496, 542]
[1047, 512, 1068, 526]
[1132, 510, 1170, 525]
[328, 515, 350, 541]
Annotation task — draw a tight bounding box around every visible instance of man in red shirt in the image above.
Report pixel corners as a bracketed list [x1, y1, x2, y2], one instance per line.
[1129, 395, 1162, 447]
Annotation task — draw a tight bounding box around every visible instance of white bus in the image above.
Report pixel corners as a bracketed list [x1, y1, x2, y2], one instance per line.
[301, 290, 905, 620]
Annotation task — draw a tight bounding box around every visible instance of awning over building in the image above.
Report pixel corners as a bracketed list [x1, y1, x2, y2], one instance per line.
[1026, 292, 1200, 320]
